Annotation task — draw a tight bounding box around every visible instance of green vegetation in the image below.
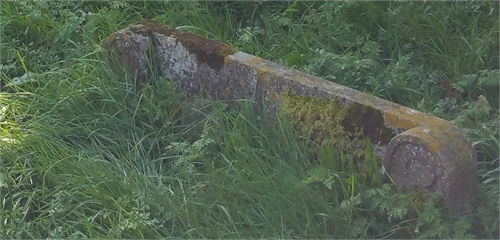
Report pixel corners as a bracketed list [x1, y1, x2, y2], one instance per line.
[1, 0, 498, 238]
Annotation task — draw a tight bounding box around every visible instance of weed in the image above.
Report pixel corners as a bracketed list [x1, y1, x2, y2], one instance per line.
[0, 0, 498, 239]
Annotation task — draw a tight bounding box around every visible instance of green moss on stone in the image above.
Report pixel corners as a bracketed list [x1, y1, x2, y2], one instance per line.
[341, 102, 395, 145]
[280, 92, 397, 158]
[281, 92, 366, 158]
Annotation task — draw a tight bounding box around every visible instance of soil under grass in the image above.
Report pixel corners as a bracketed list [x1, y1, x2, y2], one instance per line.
[1, 1, 498, 239]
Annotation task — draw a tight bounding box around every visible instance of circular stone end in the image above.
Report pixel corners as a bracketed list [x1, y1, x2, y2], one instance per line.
[384, 125, 478, 215]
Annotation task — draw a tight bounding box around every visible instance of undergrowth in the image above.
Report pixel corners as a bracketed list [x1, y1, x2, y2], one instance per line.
[0, 0, 498, 239]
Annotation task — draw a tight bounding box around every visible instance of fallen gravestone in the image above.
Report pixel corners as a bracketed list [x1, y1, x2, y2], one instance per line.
[104, 20, 478, 215]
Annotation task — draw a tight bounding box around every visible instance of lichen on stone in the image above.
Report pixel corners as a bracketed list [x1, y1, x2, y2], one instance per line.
[129, 20, 236, 71]
[280, 92, 367, 158]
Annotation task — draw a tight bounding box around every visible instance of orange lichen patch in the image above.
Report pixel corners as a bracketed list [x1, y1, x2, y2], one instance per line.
[383, 111, 420, 130]
[402, 127, 449, 154]
[250, 67, 273, 87]
[104, 33, 121, 57]
[254, 66, 271, 80]
[105, 33, 116, 45]
[239, 80, 246, 87]
[256, 66, 271, 75]
[383, 107, 447, 131]
[223, 56, 233, 65]
[269, 92, 279, 102]
[130, 20, 236, 71]
[244, 57, 266, 68]
[396, 123, 470, 157]
[347, 93, 405, 121]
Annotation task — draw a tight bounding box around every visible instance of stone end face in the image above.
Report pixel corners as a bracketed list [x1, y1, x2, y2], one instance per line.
[104, 30, 154, 85]
[104, 20, 479, 215]
[384, 124, 478, 215]
[132, 20, 236, 71]
[107, 20, 251, 101]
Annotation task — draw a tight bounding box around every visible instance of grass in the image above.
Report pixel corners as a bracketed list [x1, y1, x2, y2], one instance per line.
[1, 0, 498, 239]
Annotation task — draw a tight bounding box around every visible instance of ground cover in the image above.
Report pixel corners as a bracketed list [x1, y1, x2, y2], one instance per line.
[1, 1, 498, 238]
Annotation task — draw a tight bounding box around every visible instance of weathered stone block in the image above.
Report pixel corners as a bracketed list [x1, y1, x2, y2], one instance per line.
[104, 20, 478, 215]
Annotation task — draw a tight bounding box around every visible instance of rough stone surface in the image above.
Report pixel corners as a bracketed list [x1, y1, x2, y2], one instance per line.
[385, 125, 478, 214]
[104, 20, 478, 215]
[104, 29, 154, 85]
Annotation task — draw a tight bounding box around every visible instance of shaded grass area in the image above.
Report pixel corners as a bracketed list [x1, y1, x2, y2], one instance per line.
[1, 0, 498, 239]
